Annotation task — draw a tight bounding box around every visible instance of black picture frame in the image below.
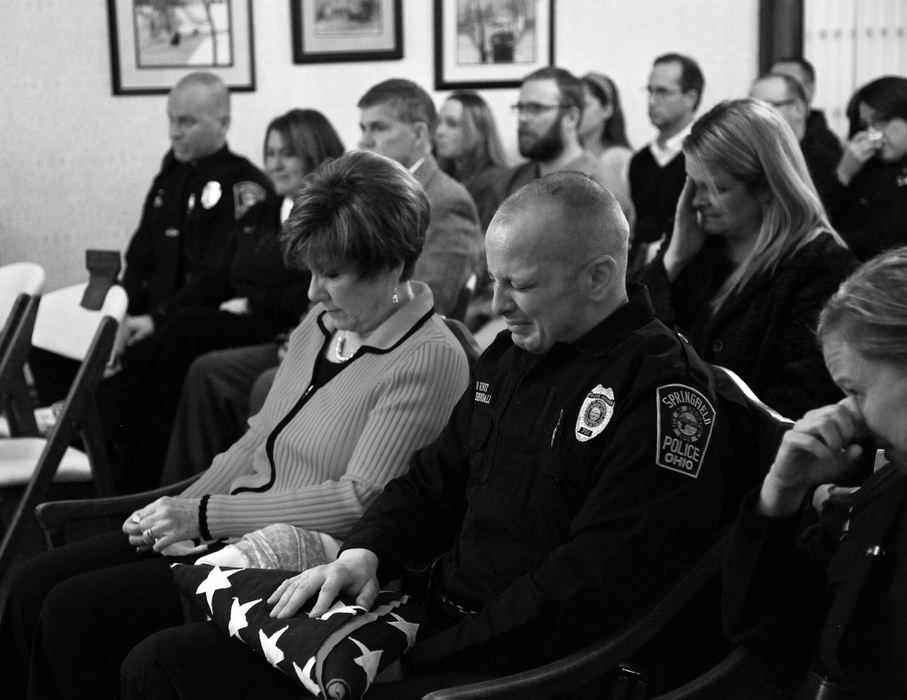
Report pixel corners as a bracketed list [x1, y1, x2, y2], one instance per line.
[107, 0, 255, 95]
[290, 0, 403, 64]
[434, 0, 555, 90]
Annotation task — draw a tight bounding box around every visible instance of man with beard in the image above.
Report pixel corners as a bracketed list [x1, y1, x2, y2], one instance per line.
[628, 53, 704, 269]
[501, 67, 608, 197]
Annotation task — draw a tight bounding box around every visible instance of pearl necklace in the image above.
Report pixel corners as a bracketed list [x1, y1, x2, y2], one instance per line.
[334, 332, 355, 362]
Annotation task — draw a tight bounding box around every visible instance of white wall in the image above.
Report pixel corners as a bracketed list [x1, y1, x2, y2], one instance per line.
[0, 0, 758, 290]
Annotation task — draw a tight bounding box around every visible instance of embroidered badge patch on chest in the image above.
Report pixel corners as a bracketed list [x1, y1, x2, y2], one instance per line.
[656, 383, 716, 478]
[575, 385, 614, 442]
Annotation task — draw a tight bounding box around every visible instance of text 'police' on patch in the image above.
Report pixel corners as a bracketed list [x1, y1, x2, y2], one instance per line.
[655, 383, 716, 478]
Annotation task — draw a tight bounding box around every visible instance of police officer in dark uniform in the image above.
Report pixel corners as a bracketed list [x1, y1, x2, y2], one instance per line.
[118, 172, 755, 696]
[122, 70, 272, 345]
[28, 72, 271, 408]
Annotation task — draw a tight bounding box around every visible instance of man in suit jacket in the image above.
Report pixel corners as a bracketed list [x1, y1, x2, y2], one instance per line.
[357, 78, 482, 317]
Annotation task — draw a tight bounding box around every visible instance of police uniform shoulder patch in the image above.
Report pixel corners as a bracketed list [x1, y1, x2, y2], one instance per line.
[575, 384, 614, 442]
[234, 181, 267, 220]
[656, 383, 716, 479]
[201, 180, 222, 209]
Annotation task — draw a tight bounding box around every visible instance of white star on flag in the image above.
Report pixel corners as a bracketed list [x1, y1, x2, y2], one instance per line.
[293, 658, 321, 696]
[195, 566, 242, 613]
[319, 602, 367, 620]
[259, 625, 288, 667]
[388, 612, 420, 648]
[350, 637, 383, 683]
[228, 597, 260, 640]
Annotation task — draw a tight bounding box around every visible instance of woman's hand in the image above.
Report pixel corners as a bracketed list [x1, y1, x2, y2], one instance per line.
[758, 397, 867, 517]
[836, 130, 881, 186]
[122, 496, 202, 553]
[663, 178, 705, 281]
[268, 548, 380, 620]
[219, 297, 250, 315]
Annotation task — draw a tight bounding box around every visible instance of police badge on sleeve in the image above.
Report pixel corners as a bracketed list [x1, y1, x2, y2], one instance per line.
[655, 384, 716, 478]
[575, 385, 614, 442]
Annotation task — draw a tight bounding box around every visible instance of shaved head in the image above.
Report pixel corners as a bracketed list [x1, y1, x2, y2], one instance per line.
[490, 170, 629, 275]
[167, 71, 230, 162]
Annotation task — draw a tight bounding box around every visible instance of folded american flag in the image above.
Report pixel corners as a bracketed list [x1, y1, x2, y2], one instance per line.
[171, 564, 425, 699]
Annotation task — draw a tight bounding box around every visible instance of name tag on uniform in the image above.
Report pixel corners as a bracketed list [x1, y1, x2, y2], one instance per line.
[164, 228, 180, 238]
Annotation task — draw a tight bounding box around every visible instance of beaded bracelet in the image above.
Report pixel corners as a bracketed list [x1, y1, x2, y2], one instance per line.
[198, 494, 212, 541]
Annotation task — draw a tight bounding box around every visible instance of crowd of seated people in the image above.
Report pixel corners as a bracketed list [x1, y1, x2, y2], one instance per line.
[4, 51, 907, 698]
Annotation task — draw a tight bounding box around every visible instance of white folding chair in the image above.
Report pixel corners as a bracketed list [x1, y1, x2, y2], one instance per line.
[0, 283, 127, 572]
[0, 262, 44, 329]
[0, 263, 45, 436]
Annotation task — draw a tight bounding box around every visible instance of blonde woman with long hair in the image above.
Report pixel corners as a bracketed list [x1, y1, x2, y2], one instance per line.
[637, 98, 856, 418]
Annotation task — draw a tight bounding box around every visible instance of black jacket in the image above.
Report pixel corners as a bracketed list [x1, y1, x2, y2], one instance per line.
[725, 464, 907, 697]
[177, 195, 310, 330]
[122, 145, 272, 321]
[828, 154, 907, 261]
[636, 232, 856, 419]
[342, 287, 737, 675]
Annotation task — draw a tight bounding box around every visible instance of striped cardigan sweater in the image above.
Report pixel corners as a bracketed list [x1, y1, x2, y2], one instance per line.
[182, 282, 469, 540]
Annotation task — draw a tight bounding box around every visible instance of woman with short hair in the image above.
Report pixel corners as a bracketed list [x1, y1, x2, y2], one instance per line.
[636, 98, 856, 418]
[0, 150, 471, 699]
[724, 246, 907, 697]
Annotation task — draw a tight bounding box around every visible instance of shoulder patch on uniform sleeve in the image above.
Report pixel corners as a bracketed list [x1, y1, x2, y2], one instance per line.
[233, 181, 267, 220]
[655, 383, 716, 479]
[575, 384, 614, 442]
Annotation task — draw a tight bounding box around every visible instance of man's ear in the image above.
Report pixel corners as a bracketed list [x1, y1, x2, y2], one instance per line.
[587, 255, 618, 301]
[412, 121, 432, 148]
[562, 105, 581, 131]
[683, 90, 699, 112]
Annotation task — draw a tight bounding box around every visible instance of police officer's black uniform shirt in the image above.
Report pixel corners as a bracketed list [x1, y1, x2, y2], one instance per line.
[342, 286, 730, 674]
[122, 145, 272, 322]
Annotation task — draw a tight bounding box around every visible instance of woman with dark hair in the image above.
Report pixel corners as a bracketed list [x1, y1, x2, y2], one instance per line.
[0, 151, 472, 698]
[724, 246, 907, 697]
[830, 75, 907, 260]
[101, 109, 345, 491]
[580, 72, 634, 222]
[636, 98, 856, 419]
[434, 90, 509, 231]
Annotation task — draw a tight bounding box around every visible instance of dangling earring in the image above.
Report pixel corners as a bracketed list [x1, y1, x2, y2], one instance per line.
[392, 287, 399, 305]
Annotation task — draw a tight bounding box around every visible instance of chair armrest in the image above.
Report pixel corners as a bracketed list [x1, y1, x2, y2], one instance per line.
[423, 528, 732, 699]
[35, 475, 200, 548]
[653, 646, 758, 699]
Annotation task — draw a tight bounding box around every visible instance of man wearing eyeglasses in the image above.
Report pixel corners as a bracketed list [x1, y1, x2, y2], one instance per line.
[750, 72, 842, 211]
[628, 53, 704, 270]
[501, 67, 609, 198]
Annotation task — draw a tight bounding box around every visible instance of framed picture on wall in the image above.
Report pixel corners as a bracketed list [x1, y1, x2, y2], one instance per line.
[290, 0, 403, 64]
[107, 0, 255, 95]
[434, 0, 555, 90]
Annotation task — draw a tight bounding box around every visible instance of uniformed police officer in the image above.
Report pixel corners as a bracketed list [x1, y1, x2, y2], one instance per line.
[118, 171, 741, 695]
[121, 70, 272, 347]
